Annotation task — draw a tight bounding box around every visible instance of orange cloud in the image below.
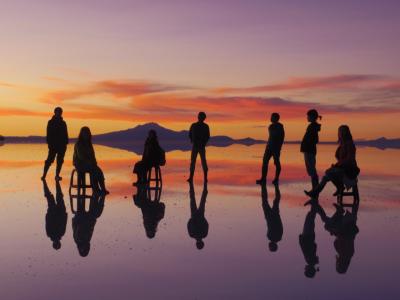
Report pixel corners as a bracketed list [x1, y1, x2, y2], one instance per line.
[214, 74, 390, 94]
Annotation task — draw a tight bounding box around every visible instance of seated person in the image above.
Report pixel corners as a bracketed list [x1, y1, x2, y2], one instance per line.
[133, 130, 165, 185]
[305, 125, 360, 198]
[73, 126, 109, 194]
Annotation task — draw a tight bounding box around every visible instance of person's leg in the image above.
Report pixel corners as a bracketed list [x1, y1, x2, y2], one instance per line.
[42, 148, 56, 179]
[55, 147, 66, 180]
[95, 166, 108, 194]
[257, 148, 271, 184]
[304, 153, 319, 189]
[272, 151, 281, 183]
[199, 147, 208, 182]
[188, 147, 199, 181]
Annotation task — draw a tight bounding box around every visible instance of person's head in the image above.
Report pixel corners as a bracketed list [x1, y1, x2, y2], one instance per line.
[78, 243, 90, 257]
[52, 240, 61, 250]
[147, 129, 158, 142]
[307, 109, 321, 122]
[268, 241, 278, 252]
[196, 239, 205, 250]
[336, 254, 351, 274]
[270, 112, 280, 123]
[145, 228, 156, 239]
[78, 126, 92, 144]
[304, 265, 318, 278]
[338, 125, 353, 144]
[198, 112, 207, 122]
[54, 107, 63, 117]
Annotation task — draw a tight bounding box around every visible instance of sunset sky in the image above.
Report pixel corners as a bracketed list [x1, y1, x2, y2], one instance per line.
[1, 0, 400, 140]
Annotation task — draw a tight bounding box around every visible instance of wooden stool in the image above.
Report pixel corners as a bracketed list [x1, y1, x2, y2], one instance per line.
[337, 178, 360, 207]
[147, 165, 162, 190]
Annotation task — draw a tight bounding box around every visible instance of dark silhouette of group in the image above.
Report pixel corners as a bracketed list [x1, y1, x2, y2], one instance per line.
[40, 106, 361, 266]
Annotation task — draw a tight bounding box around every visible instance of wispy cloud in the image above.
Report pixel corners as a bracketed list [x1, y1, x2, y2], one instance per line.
[214, 74, 390, 94]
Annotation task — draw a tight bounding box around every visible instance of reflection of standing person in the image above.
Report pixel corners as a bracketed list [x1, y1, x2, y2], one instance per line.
[300, 109, 321, 190]
[261, 183, 283, 252]
[43, 179, 67, 250]
[41, 107, 69, 181]
[256, 113, 285, 185]
[299, 205, 319, 278]
[187, 182, 208, 250]
[72, 194, 105, 257]
[187, 112, 210, 183]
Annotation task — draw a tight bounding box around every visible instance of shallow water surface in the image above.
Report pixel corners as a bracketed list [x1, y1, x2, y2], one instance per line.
[0, 143, 399, 300]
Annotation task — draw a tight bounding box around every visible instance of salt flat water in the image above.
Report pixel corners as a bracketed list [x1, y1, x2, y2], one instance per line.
[0, 143, 399, 300]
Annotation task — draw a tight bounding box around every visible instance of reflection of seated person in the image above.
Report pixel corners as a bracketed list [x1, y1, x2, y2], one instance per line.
[317, 203, 359, 274]
[43, 180, 67, 250]
[261, 183, 283, 252]
[187, 182, 208, 250]
[133, 185, 165, 239]
[299, 205, 319, 278]
[305, 125, 360, 199]
[133, 130, 166, 185]
[72, 193, 105, 257]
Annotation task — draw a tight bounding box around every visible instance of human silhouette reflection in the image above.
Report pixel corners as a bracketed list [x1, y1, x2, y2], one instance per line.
[261, 183, 283, 252]
[72, 193, 105, 257]
[317, 203, 359, 274]
[133, 184, 165, 239]
[299, 204, 320, 278]
[187, 182, 208, 250]
[43, 179, 67, 250]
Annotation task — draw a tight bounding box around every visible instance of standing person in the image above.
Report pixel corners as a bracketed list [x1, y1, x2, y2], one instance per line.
[301, 109, 321, 190]
[73, 127, 109, 194]
[187, 112, 210, 183]
[305, 125, 359, 199]
[256, 113, 285, 185]
[41, 107, 69, 180]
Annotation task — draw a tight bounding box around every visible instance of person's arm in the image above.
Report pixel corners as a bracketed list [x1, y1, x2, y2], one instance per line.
[46, 121, 51, 145]
[64, 122, 69, 145]
[189, 124, 193, 143]
[205, 124, 210, 144]
[337, 143, 355, 166]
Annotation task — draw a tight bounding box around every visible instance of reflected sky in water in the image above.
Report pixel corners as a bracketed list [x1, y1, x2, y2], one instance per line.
[0, 143, 399, 299]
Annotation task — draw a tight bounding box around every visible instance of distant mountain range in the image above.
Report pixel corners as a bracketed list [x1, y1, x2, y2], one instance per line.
[2, 123, 400, 153]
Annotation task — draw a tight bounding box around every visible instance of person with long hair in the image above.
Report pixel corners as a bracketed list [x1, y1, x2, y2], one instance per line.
[73, 127, 109, 194]
[305, 125, 360, 198]
[301, 109, 322, 190]
[133, 129, 166, 185]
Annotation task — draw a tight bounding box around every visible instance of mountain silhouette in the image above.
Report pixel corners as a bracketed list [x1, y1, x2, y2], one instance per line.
[3, 123, 400, 153]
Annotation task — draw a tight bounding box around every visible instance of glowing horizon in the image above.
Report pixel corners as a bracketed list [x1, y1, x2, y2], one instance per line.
[1, 0, 399, 140]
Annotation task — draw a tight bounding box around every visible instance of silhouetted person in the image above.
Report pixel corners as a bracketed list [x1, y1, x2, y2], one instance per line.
[72, 193, 105, 257]
[317, 203, 359, 274]
[305, 125, 360, 199]
[187, 112, 210, 183]
[73, 127, 109, 194]
[187, 182, 209, 250]
[301, 109, 321, 190]
[133, 185, 165, 239]
[256, 113, 285, 185]
[261, 183, 283, 252]
[299, 204, 320, 278]
[41, 107, 69, 180]
[43, 179, 67, 250]
[133, 130, 166, 186]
